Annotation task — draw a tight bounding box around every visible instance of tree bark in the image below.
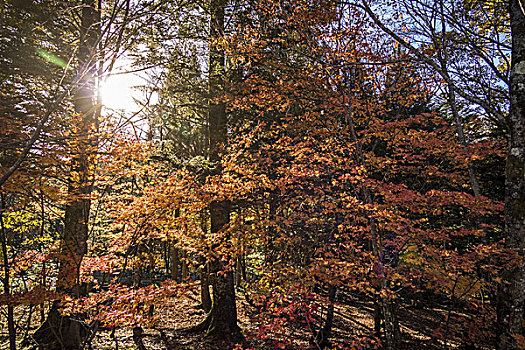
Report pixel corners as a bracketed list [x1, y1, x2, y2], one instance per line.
[181, 250, 188, 280]
[59, 0, 98, 296]
[198, 0, 241, 339]
[132, 326, 147, 350]
[133, 264, 142, 288]
[235, 256, 242, 289]
[201, 261, 212, 312]
[0, 196, 15, 350]
[171, 246, 179, 281]
[497, 1, 525, 349]
[314, 285, 337, 349]
[340, 68, 401, 349]
[33, 1, 99, 348]
[171, 209, 181, 281]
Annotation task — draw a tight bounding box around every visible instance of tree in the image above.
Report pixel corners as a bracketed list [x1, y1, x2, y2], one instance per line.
[2, 1, 517, 348]
[356, 0, 522, 348]
[1, 2, 86, 348]
[196, 0, 241, 339]
[222, 1, 505, 349]
[497, 1, 525, 348]
[33, 0, 100, 347]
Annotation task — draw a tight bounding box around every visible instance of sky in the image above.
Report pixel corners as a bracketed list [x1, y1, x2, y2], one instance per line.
[98, 57, 158, 138]
[100, 67, 143, 112]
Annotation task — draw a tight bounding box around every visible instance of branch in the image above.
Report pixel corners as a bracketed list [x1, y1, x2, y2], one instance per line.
[0, 89, 69, 189]
[359, 0, 506, 124]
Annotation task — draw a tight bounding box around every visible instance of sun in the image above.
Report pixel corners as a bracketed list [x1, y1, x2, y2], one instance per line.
[99, 70, 141, 112]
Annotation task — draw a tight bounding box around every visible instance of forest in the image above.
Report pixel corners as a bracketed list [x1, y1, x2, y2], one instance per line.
[0, 0, 524, 349]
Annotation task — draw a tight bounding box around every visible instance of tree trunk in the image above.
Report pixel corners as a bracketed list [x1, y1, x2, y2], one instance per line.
[198, 0, 240, 340]
[171, 246, 179, 281]
[33, 1, 99, 347]
[340, 67, 400, 349]
[171, 209, 181, 281]
[497, 1, 525, 349]
[235, 256, 242, 289]
[374, 300, 381, 338]
[133, 265, 142, 288]
[241, 252, 247, 282]
[204, 200, 241, 338]
[181, 250, 188, 280]
[164, 242, 169, 276]
[0, 196, 15, 350]
[132, 327, 147, 350]
[201, 261, 212, 312]
[314, 285, 337, 349]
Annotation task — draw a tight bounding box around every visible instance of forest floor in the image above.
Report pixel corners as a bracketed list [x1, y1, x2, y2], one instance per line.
[1, 289, 493, 350]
